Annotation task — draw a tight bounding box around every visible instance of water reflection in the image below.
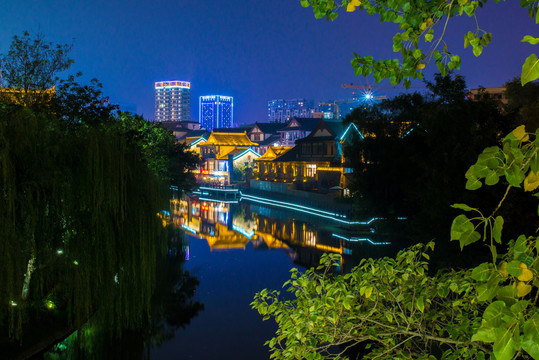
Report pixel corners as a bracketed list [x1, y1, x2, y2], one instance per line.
[171, 194, 398, 273]
[39, 226, 203, 360]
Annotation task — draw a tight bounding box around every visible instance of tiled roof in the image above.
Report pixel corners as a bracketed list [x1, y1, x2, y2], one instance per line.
[202, 132, 258, 146]
[278, 117, 321, 132]
[256, 146, 294, 161]
[213, 126, 252, 133]
[257, 134, 281, 146]
[253, 122, 285, 134]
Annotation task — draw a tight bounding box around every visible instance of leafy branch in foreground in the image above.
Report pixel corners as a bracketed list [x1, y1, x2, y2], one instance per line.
[253, 125, 539, 360]
[299, 0, 539, 86]
[252, 245, 486, 360]
[450, 125, 539, 360]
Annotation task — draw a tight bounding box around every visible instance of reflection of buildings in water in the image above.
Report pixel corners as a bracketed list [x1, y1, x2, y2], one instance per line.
[170, 195, 389, 272]
[170, 196, 290, 252]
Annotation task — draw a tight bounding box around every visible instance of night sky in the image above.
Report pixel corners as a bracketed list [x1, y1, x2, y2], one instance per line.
[1, 0, 536, 124]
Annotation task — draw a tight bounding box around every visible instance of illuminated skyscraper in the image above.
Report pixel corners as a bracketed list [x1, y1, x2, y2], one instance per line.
[267, 98, 315, 123]
[199, 95, 233, 130]
[154, 80, 191, 122]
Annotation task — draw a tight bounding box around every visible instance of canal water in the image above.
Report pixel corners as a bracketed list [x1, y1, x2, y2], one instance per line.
[35, 193, 403, 359]
[150, 194, 401, 359]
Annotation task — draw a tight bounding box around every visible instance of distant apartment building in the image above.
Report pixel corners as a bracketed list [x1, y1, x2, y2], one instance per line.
[318, 102, 339, 119]
[199, 95, 234, 130]
[267, 98, 315, 123]
[468, 87, 508, 104]
[155, 80, 191, 122]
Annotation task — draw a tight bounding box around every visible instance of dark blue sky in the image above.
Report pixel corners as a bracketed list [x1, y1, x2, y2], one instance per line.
[1, 1, 536, 124]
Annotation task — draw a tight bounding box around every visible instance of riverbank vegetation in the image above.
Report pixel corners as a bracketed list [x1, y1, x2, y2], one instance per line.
[253, 120, 539, 359]
[0, 31, 200, 353]
[344, 75, 539, 265]
[253, 1, 539, 351]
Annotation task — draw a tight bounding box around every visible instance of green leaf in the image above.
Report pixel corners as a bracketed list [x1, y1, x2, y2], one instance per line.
[460, 230, 481, 249]
[496, 285, 518, 302]
[506, 260, 523, 277]
[485, 171, 500, 186]
[504, 167, 525, 188]
[466, 176, 482, 190]
[493, 216, 504, 244]
[522, 35, 539, 45]
[300, 0, 310, 7]
[510, 300, 529, 314]
[513, 235, 528, 260]
[473, 326, 501, 343]
[416, 296, 425, 313]
[472, 263, 492, 281]
[476, 283, 498, 301]
[522, 313, 539, 359]
[451, 203, 476, 211]
[473, 44, 483, 57]
[522, 54, 539, 86]
[450, 214, 474, 241]
[493, 325, 518, 360]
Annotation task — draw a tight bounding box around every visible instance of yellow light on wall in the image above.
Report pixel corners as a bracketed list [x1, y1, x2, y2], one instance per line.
[317, 167, 344, 172]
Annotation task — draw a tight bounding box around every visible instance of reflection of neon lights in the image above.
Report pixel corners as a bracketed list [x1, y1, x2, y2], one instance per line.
[181, 224, 197, 234]
[240, 193, 403, 226]
[332, 233, 391, 245]
[232, 224, 254, 239]
[240, 193, 344, 218]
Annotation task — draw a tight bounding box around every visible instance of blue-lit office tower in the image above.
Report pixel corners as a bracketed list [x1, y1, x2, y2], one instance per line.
[199, 95, 233, 130]
[155, 81, 191, 122]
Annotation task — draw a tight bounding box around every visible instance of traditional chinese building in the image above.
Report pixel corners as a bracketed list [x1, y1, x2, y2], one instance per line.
[256, 120, 362, 194]
[247, 122, 284, 155]
[277, 117, 321, 146]
[196, 131, 260, 184]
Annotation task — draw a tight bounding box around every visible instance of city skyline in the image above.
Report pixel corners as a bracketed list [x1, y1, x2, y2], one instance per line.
[1, 1, 536, 124]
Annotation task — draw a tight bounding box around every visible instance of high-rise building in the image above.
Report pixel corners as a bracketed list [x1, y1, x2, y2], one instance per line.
[199, 95, 234, 130]
[267, 98, 315, 123]
[155, 80, 191, 122]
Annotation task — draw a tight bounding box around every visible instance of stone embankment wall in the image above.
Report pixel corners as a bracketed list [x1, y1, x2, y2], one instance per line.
[247, 180, 354, 215]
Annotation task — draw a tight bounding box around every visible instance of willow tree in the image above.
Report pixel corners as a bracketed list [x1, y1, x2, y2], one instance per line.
[0, 105, 173, 340]
[300, 0, 539, 86]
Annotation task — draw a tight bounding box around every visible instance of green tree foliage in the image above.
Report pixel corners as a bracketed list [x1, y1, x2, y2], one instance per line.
[504, 78, 539, 132]
[0, 32, 200, 346]
[252, 125, 539, 360]
[42, 227, 203, 359]
[346, 74, 515, 243]
[299, 0, 539, 86]
[0, 107, 167, 340]
[54, 75, 118, 127]
[0, 31, 73, 107]
[118, 112, 201, 190]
